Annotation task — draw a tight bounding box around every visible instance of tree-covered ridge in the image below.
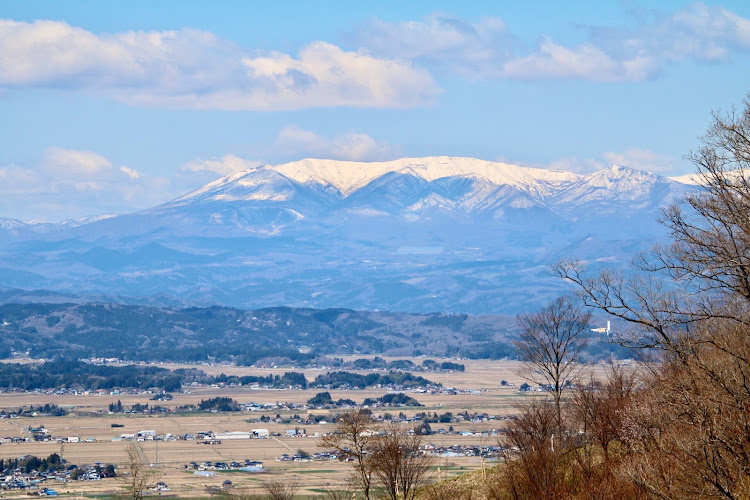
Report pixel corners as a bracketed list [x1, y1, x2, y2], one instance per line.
[0, 359, 181, 391]
[0, 302, 524, 362]
[0, 302, 627, 363]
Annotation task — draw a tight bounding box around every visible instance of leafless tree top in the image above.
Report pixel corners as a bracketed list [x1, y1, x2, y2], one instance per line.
[515, 295, 591, 388]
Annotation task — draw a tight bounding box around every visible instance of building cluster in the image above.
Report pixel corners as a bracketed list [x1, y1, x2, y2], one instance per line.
[185, 459, 263, 472]
[276, 451, 337, 462]
[1, 463, 109, 492]
[0, 426, 96, 444]
[0, 387, 157, 396]
[422, 443, 504, 459]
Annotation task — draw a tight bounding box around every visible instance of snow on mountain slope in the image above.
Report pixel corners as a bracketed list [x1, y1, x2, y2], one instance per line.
[136, 157, 694, 239]
[170, 156, 682, 214]
[669, 170, 750, 186]
[551, 165, 684, 210]
[0, 214, 116, 237]
[267, 156, 583, 196]
[171, 168, 294, 204]
[669, 173, 701, 185]
[0, 156, 702, 314]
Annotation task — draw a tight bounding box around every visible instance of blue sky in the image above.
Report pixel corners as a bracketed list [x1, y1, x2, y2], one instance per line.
[1, 1, 749, 221]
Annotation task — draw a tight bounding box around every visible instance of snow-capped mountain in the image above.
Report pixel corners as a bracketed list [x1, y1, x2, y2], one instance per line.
[0, 157, 695, 314]
[174, 156, 613, 205]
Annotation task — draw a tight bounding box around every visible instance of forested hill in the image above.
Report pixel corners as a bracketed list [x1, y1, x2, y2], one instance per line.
[0, 303, 520, 364]
[0, 302, 627, 364]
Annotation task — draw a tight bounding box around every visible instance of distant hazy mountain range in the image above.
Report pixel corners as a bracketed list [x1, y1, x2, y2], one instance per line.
[0, 157, 694, 314]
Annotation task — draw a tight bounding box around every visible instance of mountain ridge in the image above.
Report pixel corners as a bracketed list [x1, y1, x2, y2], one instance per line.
[171, 156, 681, 209]
[0, 156, 696, 314]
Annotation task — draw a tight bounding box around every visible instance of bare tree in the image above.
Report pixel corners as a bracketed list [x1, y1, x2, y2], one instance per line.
[569, 363, 637, 462]
[496, 393, 648, 500]
[368, 423, 433, 500]
[551, 94, 750, 499]
[118, 442, 156, 500]
[321, 478, 358, 500]
[553, 94, 750, 353]
[497, 399, 573, 500]
[422, 481, 474, 500]
[614, 319, 750, 499]
[260, 478, 299, 500]
[515, 295, 591, 433]
[320, 410, 379, 500]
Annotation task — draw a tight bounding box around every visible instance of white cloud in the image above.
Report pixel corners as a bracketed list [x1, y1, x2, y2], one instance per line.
[0, 20, 439, 110]
[120, 166, 144, 180]
[42, 147, 146, 183]
[544, 157, 606, 175]
[275, 126, 395, 161]
[43, 147, 113, 175]
[356, 3, 750, 82]
[179, 154, 262, 177]
[355, 15, 515, 78]
[175, 127, 397, 189]
[620, 3, 750, 61]
[501, 38, 656, 82]
[543, 148, 681, 176]
[0, 149, 167, 221]
[174, 154, 264, 190]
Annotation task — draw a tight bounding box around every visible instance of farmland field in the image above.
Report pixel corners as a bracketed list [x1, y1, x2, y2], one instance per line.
[0, 358, 620, 497]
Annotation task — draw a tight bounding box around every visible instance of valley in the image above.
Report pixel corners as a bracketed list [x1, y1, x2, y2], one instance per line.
[0, 357, 552, 498]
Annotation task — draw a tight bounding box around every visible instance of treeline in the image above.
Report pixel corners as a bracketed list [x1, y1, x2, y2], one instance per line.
[309, 371, 438, 389]
[198, 397, 240, 412]
[307, 391, 422, 408]
[457, 341, 515, 359]
[423, 360, 465, 371]
[362, 393, 422, 407]
[0, 454, 116, 479]
[0, 363, 439, 392]
[0, 359, 181, 391]
[108, 400, 167, 414]
[307, 391, 356, 407]
[1, 453, 64, 474]
[0, 403, 68, 417]
[193, 370, 439, 390]
[346, 357, 465, 372]
[205, 371, 308, 388]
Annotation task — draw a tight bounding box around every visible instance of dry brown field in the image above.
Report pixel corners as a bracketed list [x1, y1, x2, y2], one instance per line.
[0, 358, 625, 498]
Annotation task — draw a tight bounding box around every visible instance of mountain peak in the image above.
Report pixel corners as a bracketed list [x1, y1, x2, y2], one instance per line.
[584, 164, 664, 185]
[165, 157, 692, 212]
[0, 156, 696, 315]
[271, 156, 583, 195]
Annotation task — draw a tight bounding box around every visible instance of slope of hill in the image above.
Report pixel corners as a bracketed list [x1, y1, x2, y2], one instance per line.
[0, 302, 515, 362]
[0, 302, 627, 363]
